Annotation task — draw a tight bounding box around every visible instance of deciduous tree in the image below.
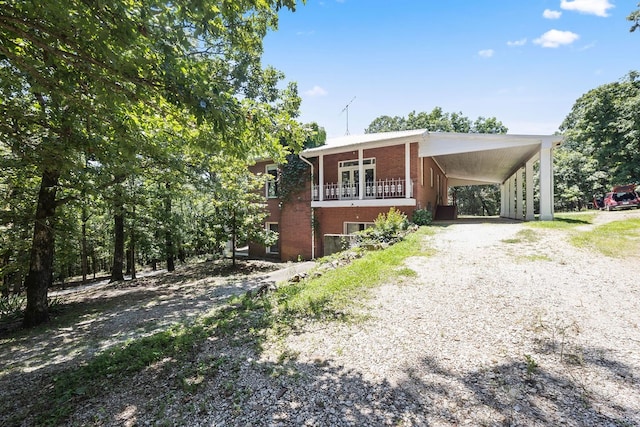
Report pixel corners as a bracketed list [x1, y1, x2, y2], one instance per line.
[560, 71, 640, 201]
[0, 0, 304, 326]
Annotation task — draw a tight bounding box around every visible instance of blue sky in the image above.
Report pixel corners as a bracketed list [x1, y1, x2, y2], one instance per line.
[262, 0, 640, 138]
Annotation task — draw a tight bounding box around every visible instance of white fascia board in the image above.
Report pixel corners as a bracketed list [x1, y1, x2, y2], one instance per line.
[311, 199, 417, 208]
[303, 130, 427, 158]
[419, 133, 562, 157]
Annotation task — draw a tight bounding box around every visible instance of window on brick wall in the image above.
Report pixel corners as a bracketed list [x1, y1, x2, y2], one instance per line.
[344, 222, 374, 234]
[266, 222, 279, 254]
[266, 164, 278, 198]
[338, 158, 375, 198]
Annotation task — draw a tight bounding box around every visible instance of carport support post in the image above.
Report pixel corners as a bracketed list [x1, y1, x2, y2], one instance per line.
[525, 159, 535, 221]
[516, 167, 524, 220]
[509, 175, 517, 219]
[539, 140, 554, 221]
[501, 180, 509, 218]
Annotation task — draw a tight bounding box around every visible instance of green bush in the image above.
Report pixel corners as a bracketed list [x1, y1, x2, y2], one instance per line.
[357, 207, 409, 244]
[412, 208, 432, 226]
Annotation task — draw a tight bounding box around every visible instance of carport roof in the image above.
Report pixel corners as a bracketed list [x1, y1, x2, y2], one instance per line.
[302, 130, 563, 186]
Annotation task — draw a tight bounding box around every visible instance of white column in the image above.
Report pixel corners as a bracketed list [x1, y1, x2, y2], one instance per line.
[358, 148, 364, 200]
[319, 155, 324, 201]
[539, 141, 554, 221]
[509, 175, 517, 219]
[525, 158, 535, 221]
[405, 142, 411, 198]
[500, 184, 506, 217]
[504, 178, 511, 218]
[516, 167, 524, 220]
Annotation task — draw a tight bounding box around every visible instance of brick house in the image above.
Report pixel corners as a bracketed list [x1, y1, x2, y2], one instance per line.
[249, 129, 562, 261]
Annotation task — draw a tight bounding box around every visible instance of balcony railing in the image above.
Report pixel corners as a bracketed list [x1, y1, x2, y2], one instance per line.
[312, 178, 413, 201]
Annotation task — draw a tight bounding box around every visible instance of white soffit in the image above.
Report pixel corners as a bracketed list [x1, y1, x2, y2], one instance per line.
[422, 132, 562, 185]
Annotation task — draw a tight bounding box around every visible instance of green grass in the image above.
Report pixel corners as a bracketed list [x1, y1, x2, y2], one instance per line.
[570, 218, 640, 258]
[274, 227, 434, 319]
[526, 212, 595, 229]
[517, 254, 552, 262]
[502, 228, 539, 244]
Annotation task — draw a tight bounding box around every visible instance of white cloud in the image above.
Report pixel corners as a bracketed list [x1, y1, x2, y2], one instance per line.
[507, 38, 527, 47]
[560, 0, 614, 17]
[533, 29, 580, 48]
[543, 9, 562, 19]
[478, 49, 495, 58]
[304, 85, 328, 97]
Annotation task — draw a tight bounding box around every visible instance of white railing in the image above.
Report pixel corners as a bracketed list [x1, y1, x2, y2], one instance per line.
[312, 178, 413, 201]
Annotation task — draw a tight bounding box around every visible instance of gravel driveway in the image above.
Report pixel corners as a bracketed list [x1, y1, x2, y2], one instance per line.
[252, 213, 640, 426]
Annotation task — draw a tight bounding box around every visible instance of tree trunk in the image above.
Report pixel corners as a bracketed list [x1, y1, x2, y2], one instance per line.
[90, 246, 97, 279]
[231, 210, 237, 268]
[81, 207, 88, 284]
[110, 193, 125, 282]
[1, 251, 9, 298]
[125, 249, 132, 275]
[130, 204, 136, 280]
[165, 183, 175, 272]
[23, 169, 59, 327]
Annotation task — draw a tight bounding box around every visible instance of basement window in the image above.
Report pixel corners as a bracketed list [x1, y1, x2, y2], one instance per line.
[344, 222, 374, 234]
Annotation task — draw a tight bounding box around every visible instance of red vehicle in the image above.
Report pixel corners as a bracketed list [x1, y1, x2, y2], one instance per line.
[598, 184, 640, 211]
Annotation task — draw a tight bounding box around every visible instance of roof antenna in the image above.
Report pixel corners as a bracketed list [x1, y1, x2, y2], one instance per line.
[340, 96, 356, 135]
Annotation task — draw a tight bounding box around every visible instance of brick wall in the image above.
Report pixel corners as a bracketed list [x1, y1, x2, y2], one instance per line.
[249, 143, 449, 260]
[413, 156, 447, 215]
[248, 160, 316, 261]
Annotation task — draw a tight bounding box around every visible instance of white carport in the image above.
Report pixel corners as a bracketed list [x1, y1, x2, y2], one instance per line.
[418, 132, 563, 221]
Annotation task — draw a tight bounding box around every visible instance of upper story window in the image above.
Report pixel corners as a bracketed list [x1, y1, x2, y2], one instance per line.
[266, 164, 278, 198]
[338, 158, 376, 198]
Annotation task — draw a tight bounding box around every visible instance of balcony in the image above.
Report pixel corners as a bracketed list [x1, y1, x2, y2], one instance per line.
[312, 178, 415, 207]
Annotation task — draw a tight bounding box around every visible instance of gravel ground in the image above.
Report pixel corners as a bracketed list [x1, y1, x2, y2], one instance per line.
[1, 211, 639, 426]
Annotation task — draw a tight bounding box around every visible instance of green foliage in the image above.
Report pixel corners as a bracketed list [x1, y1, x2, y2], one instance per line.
[560, 71, 640, 199]
[524, 354, 538, 380]
[628, 3, 640, 32]
[357, 207, 409, 244]
[278, 154, 311, 203]
[451, 185, 501, 216]
[277, 122, 326, 203]
[365, 107, 508, 134]
[411, 208, 433, 226]
[0, 0, 306, 324]
[0, 294, 25, 321]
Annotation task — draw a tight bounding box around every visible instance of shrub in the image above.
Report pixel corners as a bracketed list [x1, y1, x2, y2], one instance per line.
[412, 208, 432, 226]
[357, 207, 409, 245]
